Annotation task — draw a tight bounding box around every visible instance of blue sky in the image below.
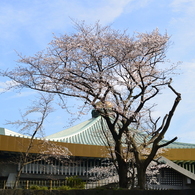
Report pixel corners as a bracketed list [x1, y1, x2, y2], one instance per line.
[0, 0, 195, 143]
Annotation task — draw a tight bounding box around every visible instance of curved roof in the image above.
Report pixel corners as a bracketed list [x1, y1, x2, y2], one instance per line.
[161, 139, 195, 149]
[45, 116, 107, 146]
[45, 115, 195, 149]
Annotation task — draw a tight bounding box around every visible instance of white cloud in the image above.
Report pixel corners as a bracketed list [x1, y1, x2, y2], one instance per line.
[171, 0, 195, 12]
[169, 0, 195, 58]
[0, 80, 18, 93]
[0, 0, 138, 50]
[76, 0, 133, 24]
[0, 80, 37, 98]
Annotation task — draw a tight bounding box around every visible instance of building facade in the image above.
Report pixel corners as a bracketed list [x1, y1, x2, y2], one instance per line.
[1, 112, 195, 189]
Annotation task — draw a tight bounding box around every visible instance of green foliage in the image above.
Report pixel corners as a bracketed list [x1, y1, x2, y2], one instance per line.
[57, 185, 71, 190]
[66, 176, 85, 189]
[29, 185, 48, 190]
[28, 177, 85, 190]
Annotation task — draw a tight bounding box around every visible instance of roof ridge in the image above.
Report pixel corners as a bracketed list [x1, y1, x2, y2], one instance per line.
[45, 116, 102, 140]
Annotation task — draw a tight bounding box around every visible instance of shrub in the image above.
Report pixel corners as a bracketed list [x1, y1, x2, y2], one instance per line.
[39, 186, 48, 190]
[30, 185, 41, 190]
[29, 185, 48, 190]
[66, 176, 85, 189]
[57, 185, 71, 190]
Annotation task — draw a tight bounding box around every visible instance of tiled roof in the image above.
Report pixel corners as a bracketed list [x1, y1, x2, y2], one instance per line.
[45, 115, 195, 149]
[1, 110, 194, 149]
[45, 116, 107, 146]
[161, 139, 195, 149]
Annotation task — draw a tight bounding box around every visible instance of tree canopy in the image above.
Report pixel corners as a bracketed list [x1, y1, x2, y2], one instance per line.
[1, 22, 181, 189]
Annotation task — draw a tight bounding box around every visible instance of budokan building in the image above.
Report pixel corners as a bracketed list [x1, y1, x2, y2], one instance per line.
[1, 111, 195, 189]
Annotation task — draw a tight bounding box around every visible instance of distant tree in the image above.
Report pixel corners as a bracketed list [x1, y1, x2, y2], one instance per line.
[1, 22, 181, 189]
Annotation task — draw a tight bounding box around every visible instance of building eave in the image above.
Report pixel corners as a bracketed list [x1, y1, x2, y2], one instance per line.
[159, 156, 195, 181]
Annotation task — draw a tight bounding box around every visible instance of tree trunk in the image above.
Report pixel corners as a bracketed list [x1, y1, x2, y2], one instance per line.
[137, 163, 146, 190]
[13, 170, 22, 189]
[118, 160, 128, 188]
[13, 164, 23, 189]
[129, 163, 136, 189]
[114, 141, 129, 189]
[137, 163, 146, 189]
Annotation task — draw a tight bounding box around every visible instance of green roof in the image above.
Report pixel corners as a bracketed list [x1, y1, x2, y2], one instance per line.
[45, 116, 107, 146]
[45, 116, 195, 149]
[161, 139, 195, 149]
[1, 113, 195, 149]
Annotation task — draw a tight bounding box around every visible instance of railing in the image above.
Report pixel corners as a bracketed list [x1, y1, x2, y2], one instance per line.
[0, 179, 119, 190]
[1, 180, 68, 189]
[0, 179, 172, 190]
[19, 160, 101, 176]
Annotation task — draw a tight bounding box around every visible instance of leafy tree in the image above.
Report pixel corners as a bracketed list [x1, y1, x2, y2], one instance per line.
[1, 22, 181, 189]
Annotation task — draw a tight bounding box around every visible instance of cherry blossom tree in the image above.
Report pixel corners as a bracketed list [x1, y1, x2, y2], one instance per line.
[6, 93, 70, 189]
[1, 22, 181, 189]
[88, 155, 169, 189]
